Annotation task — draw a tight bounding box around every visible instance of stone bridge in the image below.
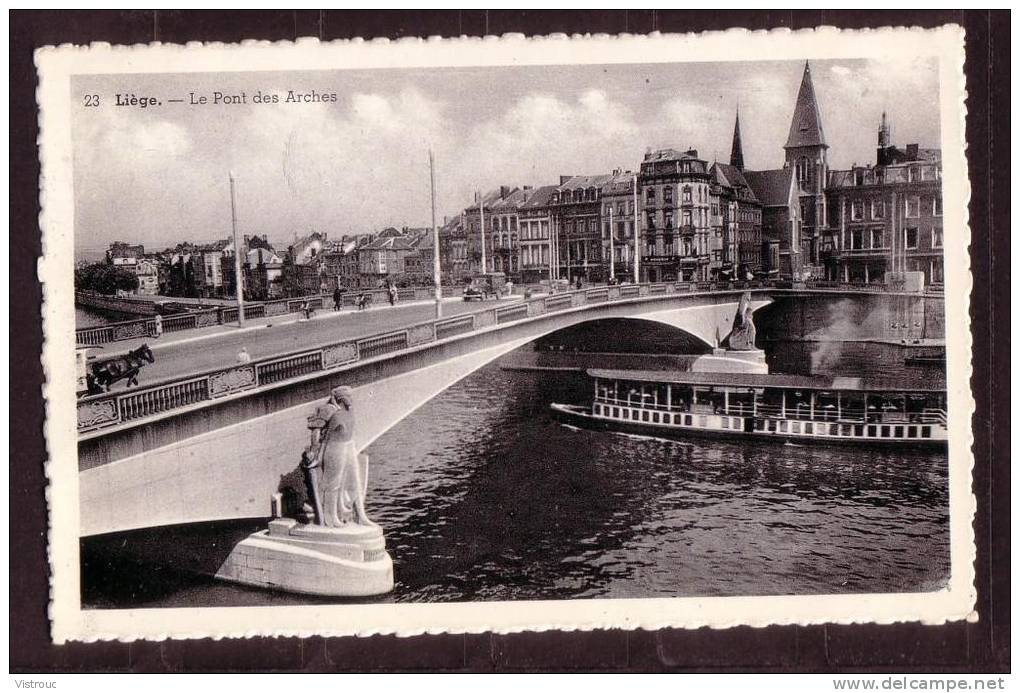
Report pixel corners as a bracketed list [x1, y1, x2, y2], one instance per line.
[75, 282, 943, 537]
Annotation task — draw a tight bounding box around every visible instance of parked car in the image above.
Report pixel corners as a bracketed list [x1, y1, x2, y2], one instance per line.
[463, 272, 506, 301]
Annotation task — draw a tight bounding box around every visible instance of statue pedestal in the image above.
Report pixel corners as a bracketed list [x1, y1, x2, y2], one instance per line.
[215, 518, 394, 597]
[691, 348, 768, 374]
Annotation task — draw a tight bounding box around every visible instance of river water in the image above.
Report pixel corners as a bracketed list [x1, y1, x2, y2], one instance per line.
[81, 334, 948, 608]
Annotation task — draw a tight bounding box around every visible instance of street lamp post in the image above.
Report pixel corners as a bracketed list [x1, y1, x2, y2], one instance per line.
[478, 190, 487, 274]
[229, 171, 245, 326]
[608, 205, 615, 282]
[429, 150, 442, 319]
[633, 172, 640, 284]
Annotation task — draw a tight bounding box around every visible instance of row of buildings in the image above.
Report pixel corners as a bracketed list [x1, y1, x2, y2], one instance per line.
[436, 63, 944, 287]
[99, 226, 439, 300]
[101, 62, 945, 299]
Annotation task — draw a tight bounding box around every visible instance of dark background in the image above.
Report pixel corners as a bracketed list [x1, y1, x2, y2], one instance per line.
[9, 10, 1010, 673]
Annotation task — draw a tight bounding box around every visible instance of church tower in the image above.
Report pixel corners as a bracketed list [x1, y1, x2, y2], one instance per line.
[877, 111, 893, 166]
[730, 108, 745, 171]
[783, 61, 828, 268]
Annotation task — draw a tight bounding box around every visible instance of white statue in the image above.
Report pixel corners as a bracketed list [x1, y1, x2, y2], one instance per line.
[304, 386, 373, 527]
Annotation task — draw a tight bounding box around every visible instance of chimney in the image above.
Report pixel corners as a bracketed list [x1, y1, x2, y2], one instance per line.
[560, 175, 573, 185]
[686, 148, 699, 158]
[906, 143, 919, 159]
[523, 185, 533, 192]
[500, 185, 511, 199]
[612, 168, 621, 176]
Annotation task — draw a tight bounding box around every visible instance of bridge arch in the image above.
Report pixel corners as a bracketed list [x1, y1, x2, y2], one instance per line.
[78, 292, 770, 537]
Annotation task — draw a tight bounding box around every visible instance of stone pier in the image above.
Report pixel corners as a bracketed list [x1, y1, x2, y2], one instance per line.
[216, 518, 394, 597]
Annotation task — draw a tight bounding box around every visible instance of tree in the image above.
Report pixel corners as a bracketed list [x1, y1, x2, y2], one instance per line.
[74, 263, 139, 295]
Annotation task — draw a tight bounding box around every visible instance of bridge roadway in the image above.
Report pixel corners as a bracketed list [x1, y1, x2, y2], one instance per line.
[99, 296, 497, 384]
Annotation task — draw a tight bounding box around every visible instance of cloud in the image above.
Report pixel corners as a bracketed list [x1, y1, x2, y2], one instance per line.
[449, 89, 641, 204]
[72, 59, 941, 252]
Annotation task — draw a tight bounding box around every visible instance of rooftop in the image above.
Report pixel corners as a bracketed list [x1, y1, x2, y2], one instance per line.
[743, 168, 795, 207]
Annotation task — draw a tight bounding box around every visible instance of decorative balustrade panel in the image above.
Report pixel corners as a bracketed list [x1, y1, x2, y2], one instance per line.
[76, 326, 115, 346]
[407, 323, 436, 347]
[586, 288, 609, 303]
[495, 303, 529, 324]
[257, 352, 322, 385]
[265, 301, 290, 317]
[77, 397, 121, 429]
[526, 300, 546, 317]
[118, 378, 210, 422]
[111, 320, 152, 341]
[435, 316, 474, 340]
[243, 304, 266, 320]
[161, 314, 197, 332]
[208, 365, 258, 397]
[357, 331, 409, 359]
[322, 342, 359, 368]
[473, 310, 497, 329]
[544, 294, 573, 311]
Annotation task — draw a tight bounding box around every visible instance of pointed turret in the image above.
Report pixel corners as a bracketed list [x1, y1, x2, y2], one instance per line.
[878, 110, 890, 148]
[784, 61, 827, 150]
[730, 108, 745, 171]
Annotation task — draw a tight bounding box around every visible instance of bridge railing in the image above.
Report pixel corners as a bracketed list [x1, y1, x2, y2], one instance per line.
[76, 288, 431, 347]
[76, 279, 942, 348]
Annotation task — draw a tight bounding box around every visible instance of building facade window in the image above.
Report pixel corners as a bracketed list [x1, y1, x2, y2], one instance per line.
[850, 228, 864, 250]
[850, 200, 864, 221]
[663, 186, 673, 205]
[870, 228, 884, 249]
[646, 187, 655, 203]
[933, 196, 943, 216]
[682, 186, 692, 204]
[905, 227, 919, 249]
[906, 196, 921, 218]
[932, 227, 943, 248]
[797, 158, 810, 183]
[872, 200, 885, 219]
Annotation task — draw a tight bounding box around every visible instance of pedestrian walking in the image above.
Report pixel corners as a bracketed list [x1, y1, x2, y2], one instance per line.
[333, 286, 343, 312]
[387, 283, 397, 307]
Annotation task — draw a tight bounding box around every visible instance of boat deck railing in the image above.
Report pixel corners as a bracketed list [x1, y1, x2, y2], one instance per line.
[594, 396, 947, 425]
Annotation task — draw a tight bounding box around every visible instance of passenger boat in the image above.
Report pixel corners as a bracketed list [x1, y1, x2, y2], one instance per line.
[551, 369, 948, 447]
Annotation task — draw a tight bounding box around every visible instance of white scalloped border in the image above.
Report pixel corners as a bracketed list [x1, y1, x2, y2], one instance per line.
[36, 25, 975, 644]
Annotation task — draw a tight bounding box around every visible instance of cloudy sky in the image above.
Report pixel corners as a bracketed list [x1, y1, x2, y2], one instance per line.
[72, 56, 939, 253]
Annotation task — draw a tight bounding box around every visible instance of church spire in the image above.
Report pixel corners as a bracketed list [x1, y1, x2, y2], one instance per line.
[784, 60, 827, 150]
[730, 107, 745, 171]
[878, 110, 890, 148]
